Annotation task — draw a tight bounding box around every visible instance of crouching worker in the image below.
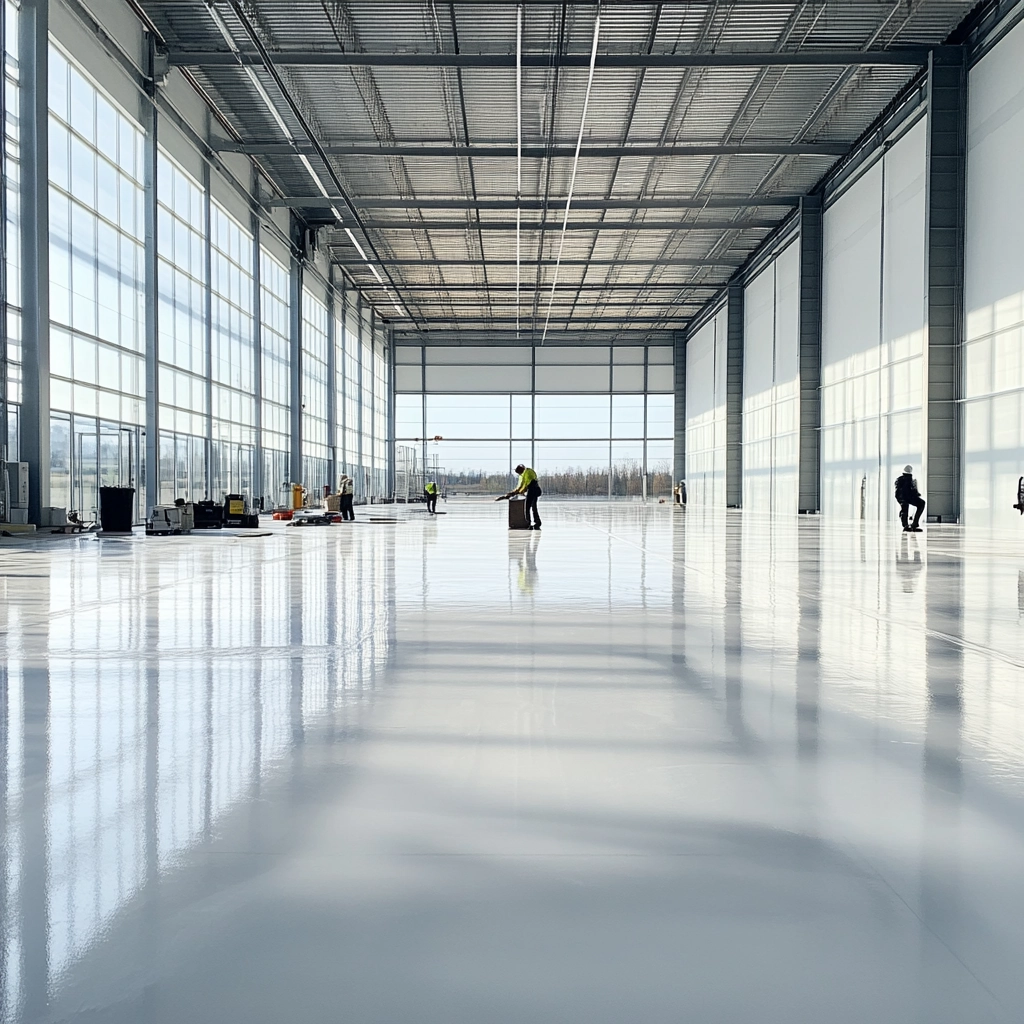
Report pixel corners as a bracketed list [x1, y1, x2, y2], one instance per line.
[895, 465, 925, 533]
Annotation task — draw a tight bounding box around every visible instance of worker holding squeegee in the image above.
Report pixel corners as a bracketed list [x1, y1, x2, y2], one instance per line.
[498, 464, 542, 530]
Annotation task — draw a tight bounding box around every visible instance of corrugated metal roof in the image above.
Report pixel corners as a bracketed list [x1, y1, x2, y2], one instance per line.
[139, 0, 979, 341]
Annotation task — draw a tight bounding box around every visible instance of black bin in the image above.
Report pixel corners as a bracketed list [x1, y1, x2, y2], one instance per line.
[508, 498, 530, 530]
[99, 486, 135, 533]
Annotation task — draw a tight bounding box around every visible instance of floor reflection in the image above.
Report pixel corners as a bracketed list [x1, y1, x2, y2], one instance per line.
[0, 528, 391, 1022]
[1, 503, 1023, 1022]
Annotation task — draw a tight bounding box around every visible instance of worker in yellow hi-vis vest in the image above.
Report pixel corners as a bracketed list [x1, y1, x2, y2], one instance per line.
[501, 464, 542, 530]
[424, 480, 438, 515]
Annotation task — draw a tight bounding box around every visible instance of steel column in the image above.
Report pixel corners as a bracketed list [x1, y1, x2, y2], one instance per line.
[326, 272, 337, 491]
[673, 330, 686, 490]
[924, 47, 967, 523]
[386, 326, 396, 500]
[143, 58, 160, 511]
[202, 159, 213, 496]
[252, 200, 264, 505]
[725, 282, 744, 508]
[339, 277, 347, 477]
[356, 293, 364, 498]
[289, 248, 303, 485]
[0, 0, 8, 470]
[18, 0, 50, 523]
[797, 195, 823, 514]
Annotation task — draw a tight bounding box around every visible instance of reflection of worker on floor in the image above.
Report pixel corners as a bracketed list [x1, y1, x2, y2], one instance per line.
[895, 465, 925, 532]
[424, 480, 438, 514]
[502, 464, 542, 530]
[517, 531, 540, 593]
[896, 532, 923, 593]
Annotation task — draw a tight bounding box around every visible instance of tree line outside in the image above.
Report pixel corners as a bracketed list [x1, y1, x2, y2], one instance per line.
[443, 459, 672, 498]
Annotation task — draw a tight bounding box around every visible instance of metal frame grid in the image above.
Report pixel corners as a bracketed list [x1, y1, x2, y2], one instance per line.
[137, 0, 980, 344]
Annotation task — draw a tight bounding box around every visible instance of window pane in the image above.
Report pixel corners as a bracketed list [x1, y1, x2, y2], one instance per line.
[535, 395, 609, 439]
[426, 394, 510, 440]
[647, 394, 674, 438]
[612, 394, 644, 438]
[396, 394, 422, 438]
[435, 440, 511, 478]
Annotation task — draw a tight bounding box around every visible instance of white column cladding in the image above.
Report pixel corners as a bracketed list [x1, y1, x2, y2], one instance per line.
[963, 22, 1024, 528]
[685, 307, 728, 507]
[820, 118, 928, 521]
[742, 243, 800, 515]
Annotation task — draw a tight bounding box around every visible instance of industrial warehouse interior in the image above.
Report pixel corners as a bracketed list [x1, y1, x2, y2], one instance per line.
[2, 0, 1024, 1020]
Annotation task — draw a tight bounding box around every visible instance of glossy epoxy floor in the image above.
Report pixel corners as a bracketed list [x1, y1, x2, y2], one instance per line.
[2, 502, 1024, 1022]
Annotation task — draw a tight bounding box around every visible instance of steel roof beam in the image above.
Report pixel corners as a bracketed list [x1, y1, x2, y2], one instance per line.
[333, 257, 741, 268]
[363, 282, 725, 291]
[337, 218, 777, 231]
[386, 316, 684, 325]
[168, 49, 931, 69]
[272, 195, 802, 209]
[217, 141, 849, 157]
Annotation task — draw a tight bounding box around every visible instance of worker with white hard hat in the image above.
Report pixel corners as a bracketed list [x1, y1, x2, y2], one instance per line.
[894, 465, 925, 532]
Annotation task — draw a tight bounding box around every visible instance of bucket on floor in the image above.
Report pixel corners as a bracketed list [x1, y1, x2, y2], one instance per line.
[99, 486, 135, 533]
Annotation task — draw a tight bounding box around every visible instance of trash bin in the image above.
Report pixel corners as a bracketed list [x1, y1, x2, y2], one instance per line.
[507, 497, 530, 530]
[99, 486, 135, 532]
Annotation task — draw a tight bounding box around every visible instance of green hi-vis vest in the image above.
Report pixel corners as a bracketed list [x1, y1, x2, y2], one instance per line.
[425, 482, 438, 494]
[516, 467, 538, 492]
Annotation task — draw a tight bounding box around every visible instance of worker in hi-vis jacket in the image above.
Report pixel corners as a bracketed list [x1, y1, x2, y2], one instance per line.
[424, 480, 438, 514]
[502, 464, 542, 530]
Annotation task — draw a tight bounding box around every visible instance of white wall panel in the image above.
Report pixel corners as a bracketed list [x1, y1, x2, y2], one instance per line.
[743, 265, 776, 511]
[612, 365, 645, 392]
[425, 365, 532, 393]
[646, 364, 674, 392]
[964, 18, 1024, 528]
[535, 365, 609, 392]
[742, 242, 800, 514]
[822, 163, 883, 520]
[394, 365, 423, 393]
[774, 243, 801, 514]
[535, 346, 609, 364]
[820, 121, 927, 521]
[880, 119, 927, 513]
[685, 308, 727, 506]
[427, 346, 532, 364]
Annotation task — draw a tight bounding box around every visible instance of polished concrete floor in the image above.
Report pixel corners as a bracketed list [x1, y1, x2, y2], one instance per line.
[2, 500, 1024, 1022]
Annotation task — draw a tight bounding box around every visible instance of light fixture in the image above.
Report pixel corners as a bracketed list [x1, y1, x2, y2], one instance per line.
[345, 226, 368, 261]
[541, 2, 601, 345]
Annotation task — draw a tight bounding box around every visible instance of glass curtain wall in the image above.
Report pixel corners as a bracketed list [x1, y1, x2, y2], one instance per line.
[48, 44, 146, 520]
[394, 345, 674, 498]
[156, 152, 207, 503]
[0, 19, 390, 518]
[336, 295, 389, 502]
[300, 284, 329, 495]
[209, 200, 255, 500]
[259, 248, 290, 508]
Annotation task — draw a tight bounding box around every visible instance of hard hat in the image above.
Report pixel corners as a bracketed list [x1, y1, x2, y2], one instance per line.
[904, 465, 913, 473]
